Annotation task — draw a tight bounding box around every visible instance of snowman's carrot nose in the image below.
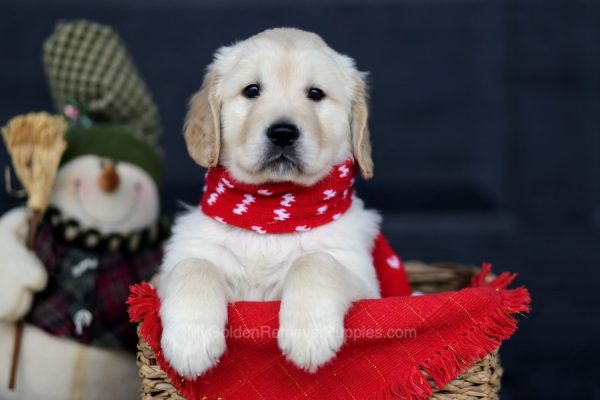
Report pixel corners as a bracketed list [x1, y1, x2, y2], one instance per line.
[98, 161, 120, 193]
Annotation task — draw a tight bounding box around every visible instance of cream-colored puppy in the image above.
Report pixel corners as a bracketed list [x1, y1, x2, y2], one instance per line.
[159, 28, 381, 378]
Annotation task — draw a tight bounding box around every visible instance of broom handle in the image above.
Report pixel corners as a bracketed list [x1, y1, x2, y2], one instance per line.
[26, 210, 43, 248]
[8, 209, 43, 390]
[8, 321, 23, 390]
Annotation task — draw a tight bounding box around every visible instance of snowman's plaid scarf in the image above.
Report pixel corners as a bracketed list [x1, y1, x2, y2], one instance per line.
[26, 208, 169, 351]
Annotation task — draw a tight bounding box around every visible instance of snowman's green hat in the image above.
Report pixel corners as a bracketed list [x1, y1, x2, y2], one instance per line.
[60, 124, 162, 186]
[43, 20, 163, 185]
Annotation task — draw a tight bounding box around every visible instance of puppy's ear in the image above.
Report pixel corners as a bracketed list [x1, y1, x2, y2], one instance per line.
[351, 73, 374, 179]
[184, 69, 221, 168]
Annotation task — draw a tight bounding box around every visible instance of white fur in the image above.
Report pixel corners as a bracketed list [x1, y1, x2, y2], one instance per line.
[0, 155, 160, 399]
[160, 28, 380, 378]
[161, 200, 380, 301]
[159, 200, 381, 377]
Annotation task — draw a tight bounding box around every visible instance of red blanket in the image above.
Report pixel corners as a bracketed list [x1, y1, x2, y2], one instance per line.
[128, 264, 530, 400]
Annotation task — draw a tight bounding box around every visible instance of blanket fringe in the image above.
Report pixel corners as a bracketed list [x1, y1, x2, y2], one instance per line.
[470, 262, 518, 290]
[424, 264, 531, 392]
[127, 282, 162, 349]
[127, 282, 156, 322]
[423, 287, 529, 389]
[369, 367, 432, 400]
[370, 264, 531, 400]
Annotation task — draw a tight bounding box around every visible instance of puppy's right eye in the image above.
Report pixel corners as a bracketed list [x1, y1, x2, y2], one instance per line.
[242, 84, 260, 98]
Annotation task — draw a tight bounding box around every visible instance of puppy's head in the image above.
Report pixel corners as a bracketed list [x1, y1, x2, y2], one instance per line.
[185, 28, 373, 185]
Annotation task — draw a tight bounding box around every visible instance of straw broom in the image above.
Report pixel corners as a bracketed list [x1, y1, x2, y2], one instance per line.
[2, 112, 67, 390]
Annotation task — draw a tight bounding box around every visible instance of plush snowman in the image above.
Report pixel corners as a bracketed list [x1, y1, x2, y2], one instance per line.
[0, 21, 168, 400]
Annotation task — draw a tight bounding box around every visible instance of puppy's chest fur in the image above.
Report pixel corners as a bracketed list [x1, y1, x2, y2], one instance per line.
[161, 199, 382, 301]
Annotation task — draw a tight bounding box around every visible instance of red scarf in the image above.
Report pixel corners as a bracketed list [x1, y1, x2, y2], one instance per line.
[200, 159, 356, 234]
[200, 159, 411, 297]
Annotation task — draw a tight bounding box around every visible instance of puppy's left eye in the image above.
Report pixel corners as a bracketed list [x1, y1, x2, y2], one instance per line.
[307, 87, 325, 101]
[242, 84, 261, 98]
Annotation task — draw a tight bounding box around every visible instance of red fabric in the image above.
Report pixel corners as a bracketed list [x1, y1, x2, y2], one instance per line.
[200, 159, 356, 234]
[372, 234, 411, 297]
[200, 159, 410, 297]
[128, 264, 530, 400]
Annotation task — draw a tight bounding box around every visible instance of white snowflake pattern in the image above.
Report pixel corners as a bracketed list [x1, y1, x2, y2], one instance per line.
[207, 193, 219, 205]
[316, 205, 328, 215]
[338, 164, 350, 178]
[221, 178, 235, 189]
[233, 204, 248, 215]
[343, 189, 348, 199]
[273, 209, 290, 221]
[71, 258, 98, 278]
[332, 213, 342, 220]
[386, 255, 401, 269]
[295, 225, 311, 232]
[280, 193, 295, 207]
[258, 189, 273, 196]
[216, 182, 226, 194]
[73, 309, 93, 336]
[214, 217, 227, 224]
[233, 194, 255, 215]
[323, 189, 337, 200]
[251, 226, 267, 234]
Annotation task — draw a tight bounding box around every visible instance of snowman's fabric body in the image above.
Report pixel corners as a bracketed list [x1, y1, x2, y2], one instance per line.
[0, 20, 166, 400]
[0, 157, 166, 400]
[0, 310, 141, 400]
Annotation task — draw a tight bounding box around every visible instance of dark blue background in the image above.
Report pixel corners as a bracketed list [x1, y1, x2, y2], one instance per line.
[1, 0, 599, 398]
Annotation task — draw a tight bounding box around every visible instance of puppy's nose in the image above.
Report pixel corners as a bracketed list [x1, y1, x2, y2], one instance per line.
[266, 123, 300, 147]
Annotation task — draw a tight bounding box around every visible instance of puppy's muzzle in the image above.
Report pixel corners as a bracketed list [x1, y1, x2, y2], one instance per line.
[266, 123, 299, 148]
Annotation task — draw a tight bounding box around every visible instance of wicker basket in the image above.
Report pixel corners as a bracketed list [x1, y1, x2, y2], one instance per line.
[136, 262, 502, 399]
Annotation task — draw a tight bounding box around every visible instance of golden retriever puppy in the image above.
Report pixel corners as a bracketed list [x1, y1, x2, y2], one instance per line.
[159, 28, 381, 378]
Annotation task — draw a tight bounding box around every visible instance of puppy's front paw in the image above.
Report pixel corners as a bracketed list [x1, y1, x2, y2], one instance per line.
[161, 322, 226, 379]
[277, 313, 345, 373]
